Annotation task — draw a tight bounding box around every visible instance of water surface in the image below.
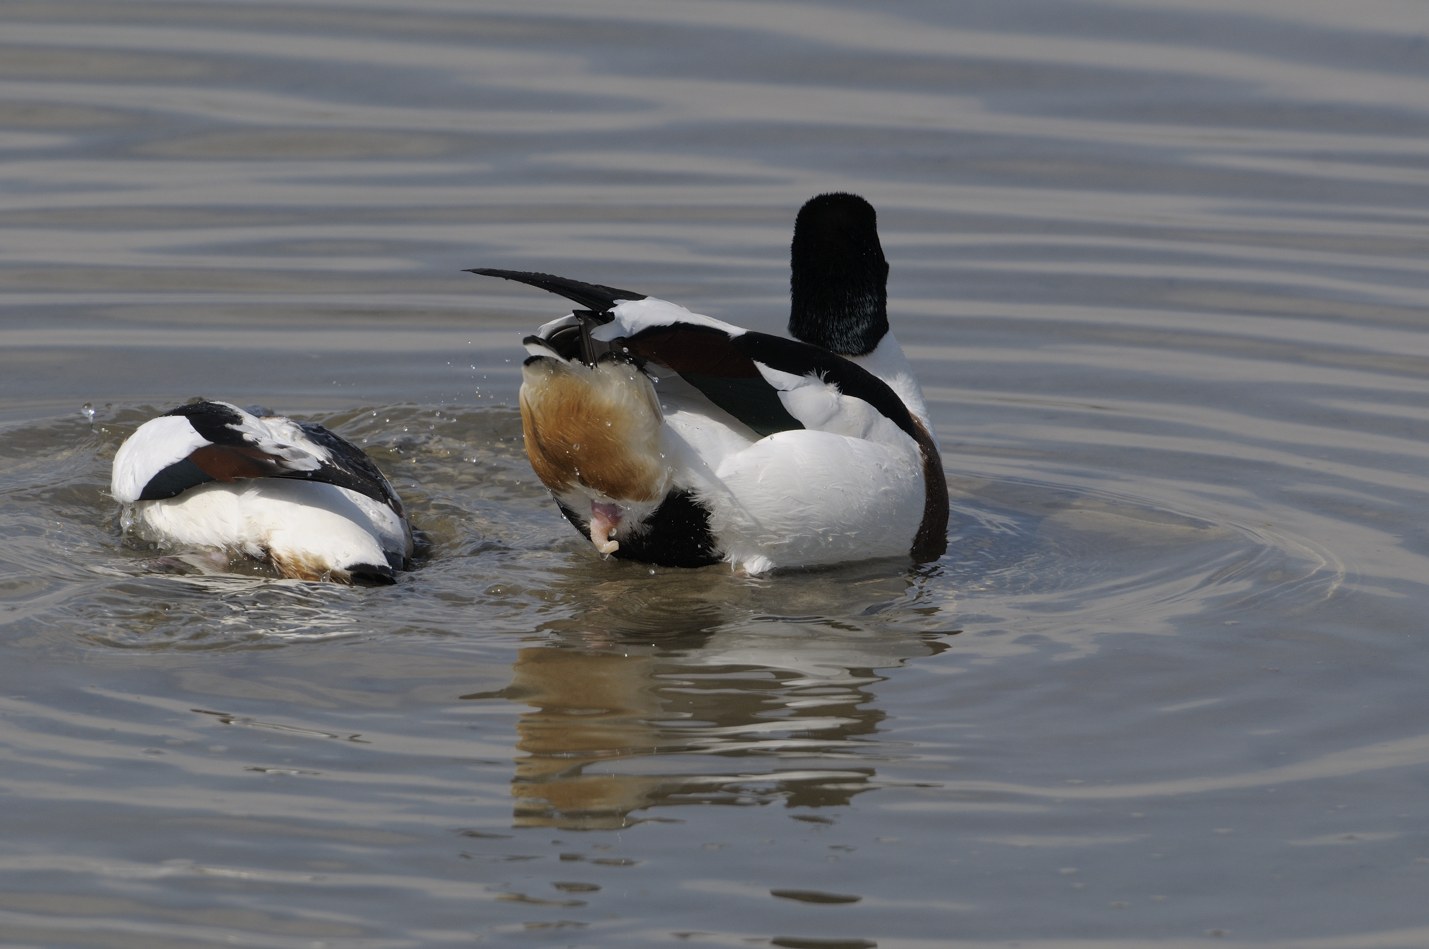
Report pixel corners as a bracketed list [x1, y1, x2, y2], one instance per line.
[2, 1, 1429, 946]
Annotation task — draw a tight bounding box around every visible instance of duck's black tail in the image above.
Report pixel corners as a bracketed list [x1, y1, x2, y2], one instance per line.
[466, 268, 646, 315]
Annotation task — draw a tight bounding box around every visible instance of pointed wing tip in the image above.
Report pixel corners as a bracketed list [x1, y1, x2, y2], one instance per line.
[466, 269, 648, 314]
[465, 267, 550, 282]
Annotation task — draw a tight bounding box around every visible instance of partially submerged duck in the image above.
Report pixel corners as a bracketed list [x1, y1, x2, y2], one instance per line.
[472, 192, 947, 575]
[111, 400, 412, 584]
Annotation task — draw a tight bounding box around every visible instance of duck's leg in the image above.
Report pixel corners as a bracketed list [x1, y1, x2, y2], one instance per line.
[589, 502, 623, 555]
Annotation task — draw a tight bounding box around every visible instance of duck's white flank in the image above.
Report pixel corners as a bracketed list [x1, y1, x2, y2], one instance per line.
[124, 479, 409, 582]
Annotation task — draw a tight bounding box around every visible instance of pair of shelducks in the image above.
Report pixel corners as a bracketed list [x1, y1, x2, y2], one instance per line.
[111, 194, 947, 583]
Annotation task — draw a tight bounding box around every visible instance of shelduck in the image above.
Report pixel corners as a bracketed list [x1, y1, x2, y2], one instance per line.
[472, 192, 947, 574]
[111, 400, 413, 584]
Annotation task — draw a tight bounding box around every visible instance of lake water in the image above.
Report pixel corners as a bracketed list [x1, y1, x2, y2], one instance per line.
[2, 1, 1429, 946]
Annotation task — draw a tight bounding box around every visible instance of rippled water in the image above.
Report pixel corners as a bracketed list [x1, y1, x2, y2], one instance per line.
[3, 1, 1429, 946]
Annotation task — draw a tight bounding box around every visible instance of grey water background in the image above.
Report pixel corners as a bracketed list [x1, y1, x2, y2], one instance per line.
[2, 0, 1428, 946]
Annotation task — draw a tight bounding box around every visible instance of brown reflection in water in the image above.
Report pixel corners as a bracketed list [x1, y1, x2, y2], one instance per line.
[506, 646, 675, 829]
[478, 620, 948, 830]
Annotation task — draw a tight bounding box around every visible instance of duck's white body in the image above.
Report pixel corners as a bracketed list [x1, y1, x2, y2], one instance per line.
[473, 192, 948, 575]
[111, 401, 412, 584]
[528, 298, 934, 575]
[121, 479, 410, 582]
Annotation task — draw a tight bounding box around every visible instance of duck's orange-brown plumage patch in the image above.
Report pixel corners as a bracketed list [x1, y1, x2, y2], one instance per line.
[519, 357, 668, 504]
[268, 548, 334, 582]
[189, 443, 282, 481]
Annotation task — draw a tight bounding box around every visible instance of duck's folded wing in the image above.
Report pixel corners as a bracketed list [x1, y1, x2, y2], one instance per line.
[116, 402, 399, 509]
[288, 421, 405, 514]
[468, 266, 921, 442]
[615, 320, 922, 444]
[612, 322, 804, 437]
[188, 404, 401, 508]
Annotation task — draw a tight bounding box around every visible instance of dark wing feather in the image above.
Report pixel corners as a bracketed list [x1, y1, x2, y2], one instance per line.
[621, 325, 803, 437]
[143, 402, 401, 511]
[291, 422, 405, 514]
[137, 443, 310, 502]
[620, 325, 922, 443]
[467, 268, 646, 314]
[135, 402, 286, 501]
[163, 400, 250, 443]
[473, 267, 920, 441]
[136, 457, 217, 501]
[731, 332, 924, 444]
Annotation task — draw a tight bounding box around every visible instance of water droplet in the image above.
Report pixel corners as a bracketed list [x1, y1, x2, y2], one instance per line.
[80, 403, 95, 423]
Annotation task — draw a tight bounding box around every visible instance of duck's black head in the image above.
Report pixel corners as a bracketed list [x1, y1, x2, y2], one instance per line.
[788, 192, 889, 357]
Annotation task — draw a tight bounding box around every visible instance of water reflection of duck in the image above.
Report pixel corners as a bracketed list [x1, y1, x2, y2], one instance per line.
[468, 565, 952, 830]
[110, 400, 412, 584]
[471, 192, 948, 575]
[486, 622, 948, 830]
